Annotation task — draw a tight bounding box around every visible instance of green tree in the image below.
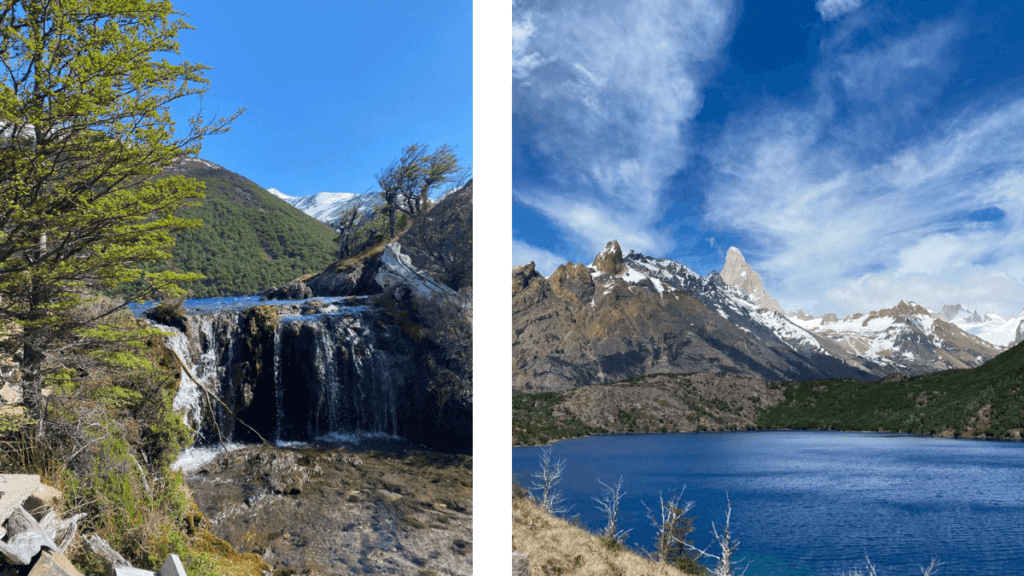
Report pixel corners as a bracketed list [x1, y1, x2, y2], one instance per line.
[375, 143, 464, 239]
[0, 0, 239, 429]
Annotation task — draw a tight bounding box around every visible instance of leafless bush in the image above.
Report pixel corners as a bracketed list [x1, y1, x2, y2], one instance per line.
[841, 553, 942, 576]
[681, 494, 748, 576]
[593, 475, 631, 545]
[531, 445, 570, 515]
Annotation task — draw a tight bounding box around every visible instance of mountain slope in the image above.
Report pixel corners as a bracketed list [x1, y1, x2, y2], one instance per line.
[268, 187, 383, 225]
[512, 241, 878, 392]
[757, 340, 1024, 438]
[163, 158, 339, 298]
[788, 301, 1002, 373]
[941, 304, 1024, 348]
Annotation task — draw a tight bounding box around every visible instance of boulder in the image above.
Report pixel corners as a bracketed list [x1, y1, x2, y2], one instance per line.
[26, 550, 84, 576]
[375, 243, 456, 301]
[512, 551, 530, 576]
[25, 484, 63, 521]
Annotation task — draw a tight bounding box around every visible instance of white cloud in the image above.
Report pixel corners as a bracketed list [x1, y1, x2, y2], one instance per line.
[513, 239, 568, 276]
[815, 0, 862, 21]
[512, 11, 544, 79]
[513, 0, 734, 258]
[704, 21, 1024, 318]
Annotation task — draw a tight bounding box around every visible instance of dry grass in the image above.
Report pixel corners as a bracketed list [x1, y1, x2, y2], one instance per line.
[512, 494, 701, 576]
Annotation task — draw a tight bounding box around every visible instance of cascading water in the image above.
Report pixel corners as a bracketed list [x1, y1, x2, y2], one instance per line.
[154, 299, 407, 446]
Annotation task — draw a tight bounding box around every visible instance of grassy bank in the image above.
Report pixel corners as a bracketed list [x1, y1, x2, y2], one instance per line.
[512, 487, 699, 576]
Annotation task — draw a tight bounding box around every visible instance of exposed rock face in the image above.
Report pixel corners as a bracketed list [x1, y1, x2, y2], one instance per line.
[187, 442, 471, 576]
[375, 243, 457, 301]
[162, 299, 471, 453]
[788, 300, 1001, 375]
[591, 240, 626, 276]
[720, 247, 786, 315]
[558, 372, 782, 434]
[302, 253, 383, 297]
[262, 280, 313, 300]
[512, 246, 878, 392]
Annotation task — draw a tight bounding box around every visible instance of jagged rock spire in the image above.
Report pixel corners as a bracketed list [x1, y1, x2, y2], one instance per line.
[592, 240, 626, 276]
[720, 247, 785, 315]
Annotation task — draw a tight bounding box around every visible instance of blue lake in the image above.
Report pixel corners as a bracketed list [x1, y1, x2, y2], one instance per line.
[512, 431, 1024, 576]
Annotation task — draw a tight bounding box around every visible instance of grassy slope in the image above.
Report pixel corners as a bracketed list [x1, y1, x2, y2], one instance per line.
[513, 491, 699, 576]
[757, 341, 1024, 438]
[164, 160, 338, 298]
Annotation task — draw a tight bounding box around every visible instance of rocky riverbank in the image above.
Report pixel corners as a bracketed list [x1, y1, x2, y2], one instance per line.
[185, 439, 472, 575]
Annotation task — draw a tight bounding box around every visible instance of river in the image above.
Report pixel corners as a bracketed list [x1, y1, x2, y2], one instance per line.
[513, 431, 1024, 576]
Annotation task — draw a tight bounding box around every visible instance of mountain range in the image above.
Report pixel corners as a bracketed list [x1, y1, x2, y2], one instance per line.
[512, 241, 1005, 391]
[268, 188, 383, 226]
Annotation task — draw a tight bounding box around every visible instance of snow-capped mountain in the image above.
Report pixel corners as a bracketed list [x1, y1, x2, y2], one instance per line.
[513, 240, 881, 391]
[939, 304, 1024, 348]
[267, 188, 382, 225]
[513, 241, 1004, 391]
[719, 247, 786, 315]
[787, 301, 1001, 373]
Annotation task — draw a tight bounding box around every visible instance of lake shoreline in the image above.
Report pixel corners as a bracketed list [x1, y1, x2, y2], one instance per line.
[512, 425, 1024, 448]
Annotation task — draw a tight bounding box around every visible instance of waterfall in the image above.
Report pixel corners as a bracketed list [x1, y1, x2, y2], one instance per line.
[162, 302, 407, 445]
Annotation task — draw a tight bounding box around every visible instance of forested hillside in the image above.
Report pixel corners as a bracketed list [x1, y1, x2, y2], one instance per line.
[163, 158, 339, 298]
[757, 341, 1024, 438]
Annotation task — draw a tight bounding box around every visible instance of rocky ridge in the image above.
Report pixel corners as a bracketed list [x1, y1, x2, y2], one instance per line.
[720, 246, 785, 315]
[787, 301, 1004, 373]
[939, 305, 1024, 348]
[513, 241, 880, 392]
[513, 241, 1002, 391]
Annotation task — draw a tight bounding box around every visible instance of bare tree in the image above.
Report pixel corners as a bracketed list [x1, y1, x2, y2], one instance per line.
[375, 145, 422, 239]
[334, 193, 375, 260]
[593, 476, 631, 545]
[531, 445, 570, 515]
[681, 494, 749, 576]
[841, 554, 942, 576]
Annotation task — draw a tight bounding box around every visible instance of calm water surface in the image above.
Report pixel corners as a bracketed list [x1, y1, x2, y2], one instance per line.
[512, 431, 1024, 576]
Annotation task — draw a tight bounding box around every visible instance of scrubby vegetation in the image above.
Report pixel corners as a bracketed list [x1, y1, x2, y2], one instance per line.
[756, 341, 1024, 438]
[0, 304, 264, 575]
[513, 391, 603, 446]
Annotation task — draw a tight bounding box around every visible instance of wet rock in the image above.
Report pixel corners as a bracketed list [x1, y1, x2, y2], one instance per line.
[187, 442, 472, 576]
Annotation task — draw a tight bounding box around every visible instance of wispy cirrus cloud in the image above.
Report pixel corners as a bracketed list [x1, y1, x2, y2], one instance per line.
[513, 0, 734, 258]
[815, 0, 862, 21]
[512, 239, 567, 276]
[704, 17, 1024, 318]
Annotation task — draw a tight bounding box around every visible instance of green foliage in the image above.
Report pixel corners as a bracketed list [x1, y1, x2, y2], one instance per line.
[0, 0, 240, 421]
[512, 391, 603, 445]
[154, 164, 338, 298]
[757, 342, 1024, 437]
[375, 143, 465, 239]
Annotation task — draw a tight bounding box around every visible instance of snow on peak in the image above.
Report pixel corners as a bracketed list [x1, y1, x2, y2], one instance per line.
[267, 188, 295, 200]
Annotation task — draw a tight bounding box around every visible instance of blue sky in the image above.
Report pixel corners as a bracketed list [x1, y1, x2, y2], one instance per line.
[512, 0, 1024, 318]
[167, 1, 471, 198]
